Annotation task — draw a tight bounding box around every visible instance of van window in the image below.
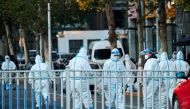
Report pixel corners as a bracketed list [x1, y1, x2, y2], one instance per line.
[94, 48, 123, 60]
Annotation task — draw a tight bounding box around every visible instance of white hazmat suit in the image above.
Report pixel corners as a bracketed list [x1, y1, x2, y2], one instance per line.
[124, 54, 136, 92]
[103, 48, 125, 109]
[1, 55, 16, 90]
[69, 47, 93, 109]
[159, 52, 175, 108]
[28, 55, 52, 107]
[174, 51, 190, 83]
[143, 50, 159, 109]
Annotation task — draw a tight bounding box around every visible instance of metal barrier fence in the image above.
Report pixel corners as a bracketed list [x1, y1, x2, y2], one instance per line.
[0, 69, 179, 109]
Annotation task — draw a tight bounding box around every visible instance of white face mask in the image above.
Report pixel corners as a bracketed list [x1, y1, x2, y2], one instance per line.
[145, 55, 149, 60]
[112, 55, 119, 61]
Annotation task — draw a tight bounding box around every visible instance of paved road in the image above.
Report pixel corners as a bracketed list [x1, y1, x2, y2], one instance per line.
[0, 82, 143, 109]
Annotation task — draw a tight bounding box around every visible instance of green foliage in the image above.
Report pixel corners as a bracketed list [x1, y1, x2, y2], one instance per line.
[76, 0, 105, 12]
[0, 0, 119, 34]
[0, 0, 12, 20]
[12, 0, 36, 26]
[176, 0, 190, 11]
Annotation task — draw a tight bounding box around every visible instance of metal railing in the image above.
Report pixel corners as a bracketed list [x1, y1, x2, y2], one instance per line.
[0, 69, 180, 109]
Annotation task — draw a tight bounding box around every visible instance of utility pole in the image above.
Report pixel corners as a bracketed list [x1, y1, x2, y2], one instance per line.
[48, 1, 52, 69]
[156, 2, 160, 52]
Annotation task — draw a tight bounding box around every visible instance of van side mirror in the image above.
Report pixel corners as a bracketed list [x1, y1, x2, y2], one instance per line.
[176, 71, 186, 79]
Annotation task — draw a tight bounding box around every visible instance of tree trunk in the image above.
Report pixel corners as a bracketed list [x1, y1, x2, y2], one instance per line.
[19, 26, 29, 65]
[105, 0, 117, 49]
[158, 0, 168, 52]
[35, 32, 40, 55]
[136, 0, 144, 69]
[3, 35, 9, 55]
[4, 21, 15, 55]
[44, 34, 49, 62]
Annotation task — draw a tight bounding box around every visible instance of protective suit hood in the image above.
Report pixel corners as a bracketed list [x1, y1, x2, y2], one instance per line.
[160, 52, 168, 61]
[177, 51, 183, 60]
[35, 55, 43, 64]
[77, 47, 88, 60]
[5, 55, 10, 62]
[125, 54, 130, 61]
[111, 48, 120, 61]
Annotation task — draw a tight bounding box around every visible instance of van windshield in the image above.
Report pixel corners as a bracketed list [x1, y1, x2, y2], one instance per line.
[94, 48, 123, 60]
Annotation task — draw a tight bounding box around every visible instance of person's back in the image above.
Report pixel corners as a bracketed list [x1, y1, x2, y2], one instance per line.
[159, 52, 175, 77]
[69, 54, 90, 78]
[141, 48, 159, 109]
[174, 51, 189, 73]
[28, 55, 51, 108]
[125, 54, 136, 92]
[68, 47, 91, 78]
[144, 55, 159, 80]
[31, 63, 49, 78]
[159, 52, 175, 109]
[68, 47, 93, 109]
[174, 51, 189, 85]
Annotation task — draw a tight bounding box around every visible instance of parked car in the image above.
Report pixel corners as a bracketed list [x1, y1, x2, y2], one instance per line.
[89, 40, 125, 65]
[57, 53, 76, 65]
[29, 50, 59, 64]
[172, 71, 190, 109]
[17, 50, 59, 69]
[54, 53, 76, 76]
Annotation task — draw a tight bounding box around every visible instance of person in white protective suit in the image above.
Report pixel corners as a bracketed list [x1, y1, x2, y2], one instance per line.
[174, 51, 190, 83]
[141, 48, 160, 109]
[68, 47, 93, 109]
[170, 51, 177, 62]
[28, 55, 53, 108]
[103, 48, 125, 109]
[1, 55, 16, 90]
[159, 52, 176, 109]
[124, 54, 136, 93]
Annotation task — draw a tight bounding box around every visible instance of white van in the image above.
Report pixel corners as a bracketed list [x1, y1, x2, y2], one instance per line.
[89, 40, 125, 65]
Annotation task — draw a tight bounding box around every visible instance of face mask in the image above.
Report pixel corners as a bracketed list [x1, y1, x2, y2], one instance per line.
[112, 55, 119, 61]
[145, 55, 149, 60]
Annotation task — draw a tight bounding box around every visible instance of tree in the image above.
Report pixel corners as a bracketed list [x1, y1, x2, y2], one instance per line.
[11, 0, 35, 64]
[176, 0, 190, 11]
[157, 0, 168, 52]
[136, 0, 144, 69]
[76, 0, 117, 49]
[0, 0, 15, 55]
[105, 0, 117, 49]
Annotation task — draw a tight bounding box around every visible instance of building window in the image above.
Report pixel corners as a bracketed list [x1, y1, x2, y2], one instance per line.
[69, 40, 83, 53]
